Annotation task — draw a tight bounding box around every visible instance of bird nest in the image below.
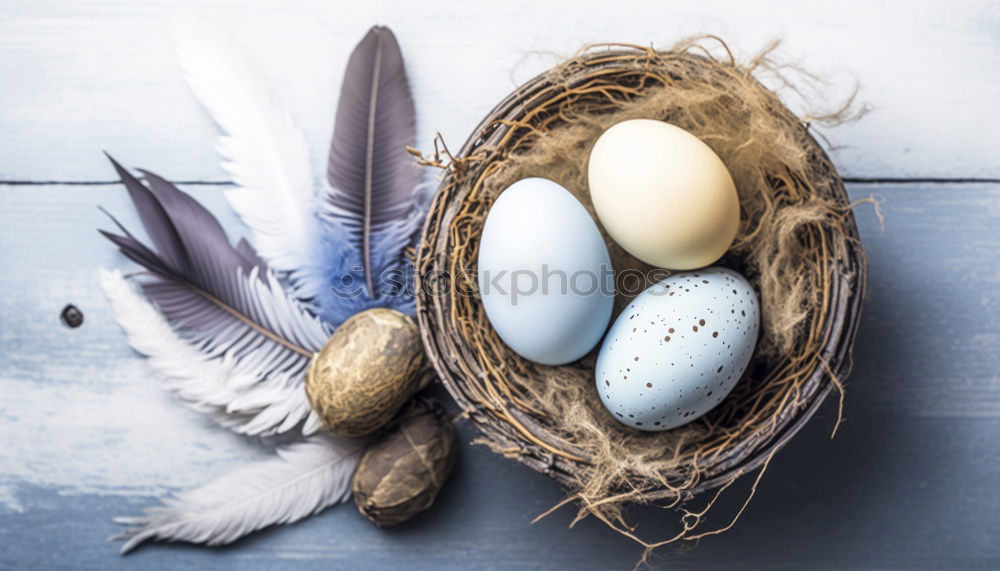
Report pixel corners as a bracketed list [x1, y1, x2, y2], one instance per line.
[414, 39, 866, 551]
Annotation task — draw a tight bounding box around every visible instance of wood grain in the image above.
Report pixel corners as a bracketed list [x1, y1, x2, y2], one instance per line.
[3, 2, 999, 566]
[1, 182, 998, 568]
[1, 0, 999, 182]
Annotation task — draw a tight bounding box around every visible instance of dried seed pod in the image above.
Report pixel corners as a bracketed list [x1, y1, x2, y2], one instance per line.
[353, 399, 456, 527]
[306, 308, 426, 437]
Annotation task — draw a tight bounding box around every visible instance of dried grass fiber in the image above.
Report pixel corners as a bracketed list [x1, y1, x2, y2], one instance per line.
[414, 38, 867, 554]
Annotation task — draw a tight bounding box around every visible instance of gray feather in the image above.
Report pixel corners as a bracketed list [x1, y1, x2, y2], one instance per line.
[106, 155, 191, 273]
[100, 156, 331, 433]
[325, 26, 418, 296]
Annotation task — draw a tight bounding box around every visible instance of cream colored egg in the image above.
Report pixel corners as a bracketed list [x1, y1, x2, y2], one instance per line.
[588, 119, 739, 270]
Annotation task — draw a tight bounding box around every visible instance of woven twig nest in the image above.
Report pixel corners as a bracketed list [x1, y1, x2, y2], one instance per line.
[415, 40, 866, 547]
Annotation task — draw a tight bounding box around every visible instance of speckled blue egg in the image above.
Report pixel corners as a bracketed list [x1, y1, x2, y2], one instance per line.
[478, 177, 615, 365]
[595, 267, 759, 431]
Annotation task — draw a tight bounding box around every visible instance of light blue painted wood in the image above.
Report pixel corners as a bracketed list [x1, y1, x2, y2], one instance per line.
[3, 4, 1000, 568]
[1, 1, 999, 182]
[1, 182, 998, 569]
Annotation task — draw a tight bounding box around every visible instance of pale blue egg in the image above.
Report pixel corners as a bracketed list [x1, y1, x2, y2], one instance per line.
[595, 267, 760, 431]
[478, 178, 614, 365]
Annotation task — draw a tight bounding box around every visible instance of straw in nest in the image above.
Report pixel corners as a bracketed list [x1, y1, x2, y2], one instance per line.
[414, 38, 867, 555]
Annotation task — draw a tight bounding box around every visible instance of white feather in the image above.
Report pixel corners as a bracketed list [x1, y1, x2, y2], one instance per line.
[99, 268, 323, 436]
[172, 19, 317, 275]
[188, 266, 331, 380]
[114, 433, 365, 553]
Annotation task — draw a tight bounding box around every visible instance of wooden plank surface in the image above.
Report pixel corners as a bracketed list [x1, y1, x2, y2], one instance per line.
[3, 1, 1000, 568]
[1, 0, 1000, 182]
[2, 182, 999, 569]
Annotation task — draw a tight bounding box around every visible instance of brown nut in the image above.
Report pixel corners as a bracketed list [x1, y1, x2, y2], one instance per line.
[306, 308, 425, 437]
[352, 399, 456, 527]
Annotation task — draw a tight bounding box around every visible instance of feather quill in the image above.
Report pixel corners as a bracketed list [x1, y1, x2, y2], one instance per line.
[172, 19, 317, 277]
[172, 22, 425, 324]
[100, 157, 330, 435]
[114, 433, 365, 553]
[99, 268, 322, 435]
[323, 26, 420, 302]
